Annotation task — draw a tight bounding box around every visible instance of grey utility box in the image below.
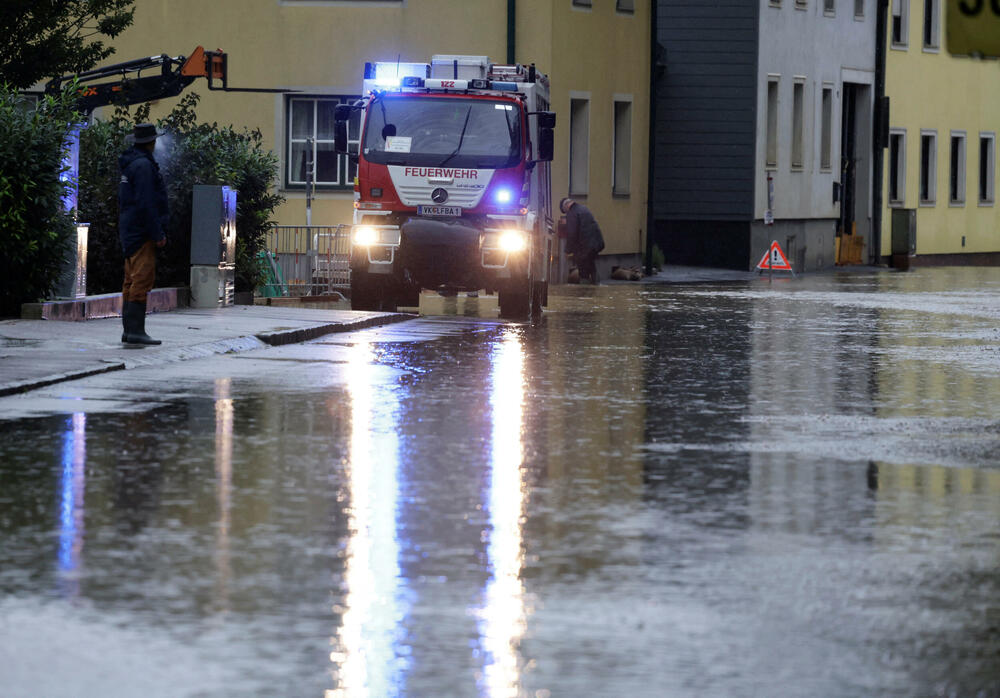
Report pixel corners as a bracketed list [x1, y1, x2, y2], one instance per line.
[190, 185, 236, 307]
[890, 208, 916, 256]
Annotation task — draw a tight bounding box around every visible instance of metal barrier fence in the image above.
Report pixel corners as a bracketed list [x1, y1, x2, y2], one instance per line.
[262, 224, 350, 296]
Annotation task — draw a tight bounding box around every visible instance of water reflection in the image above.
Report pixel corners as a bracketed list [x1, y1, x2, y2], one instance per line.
[478, 329, 528, 697]
[57, 412, 86, 598]
[214, 378, 233, 610]
[329, 342, 407, 697]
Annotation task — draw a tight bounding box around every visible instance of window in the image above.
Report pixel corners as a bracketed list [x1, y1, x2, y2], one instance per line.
[791, 80, 805, 169]
[920, 130, 937, 204]
[919, 131, 937, 204]
[824, 0, 836, 14]
[979, 132, 995, 204]
[950, 131, 966, 205]
[855, 0, 865, 17]
[572, 0, 592, 6]
[923, 0, 940, 49]
[889, 129, 906, 205]
[613, 99, 632, 195]
[820, 85, 833, 170]
[892, 0, 909, 47]
[286, 96, 359, 189]
[616, 0, 634, 12]
[569, 97, 590, 195]
[766, 78, 779, 169]
[796, 0, 808, 9]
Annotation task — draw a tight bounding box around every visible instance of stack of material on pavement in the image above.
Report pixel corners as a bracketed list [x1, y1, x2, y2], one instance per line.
[610, 266, 643, 281]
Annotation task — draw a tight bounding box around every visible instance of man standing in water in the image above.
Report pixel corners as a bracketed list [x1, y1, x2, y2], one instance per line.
[118, 123, 168, 345]
[560, 197, 605, 284]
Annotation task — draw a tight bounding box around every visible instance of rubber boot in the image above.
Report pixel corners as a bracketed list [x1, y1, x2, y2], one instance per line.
[121, 301, 130, 343]
[122, 300, 161, 345]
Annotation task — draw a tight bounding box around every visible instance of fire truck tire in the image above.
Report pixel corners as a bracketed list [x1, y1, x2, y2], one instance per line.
[351, 272, 395, 311]
[397, 284, 420, 309]
[499, 277, 532, 320]
[532, 280, 545, 314]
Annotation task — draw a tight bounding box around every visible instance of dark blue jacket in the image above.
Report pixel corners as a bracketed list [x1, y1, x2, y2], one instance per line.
[118, 147, 168, 258]
[565, 202, 605, 257]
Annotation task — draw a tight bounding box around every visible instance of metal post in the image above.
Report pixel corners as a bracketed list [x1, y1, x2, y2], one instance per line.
[306, 136, 314, 227]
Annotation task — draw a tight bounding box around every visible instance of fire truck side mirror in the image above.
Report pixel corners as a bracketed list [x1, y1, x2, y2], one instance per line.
[334, 120, 348, 155]
[536, 111, 556, 129]
[537, 127, 554, 162]
[334, 104, 352, 154]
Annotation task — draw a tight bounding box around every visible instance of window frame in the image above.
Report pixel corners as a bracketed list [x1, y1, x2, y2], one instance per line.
[766, 76, 780, 170]
[854, 0, 865, 18]
[891, 0, 909, 48]
[284, 95, 359, 191]
[616, 0, 635, 13]
[569, 95, 591, 196]
[919, 129, 937, 206]
[791, 78, 806, 171]
[612, 97, 633, 197]
[922, 0, 940, 51]
[950, 130, 967, 206]
[888, 128, 907, 206]
[824, 0, 836, 16]
[820, 84, 834, 171]
[979, 131, 995, 206]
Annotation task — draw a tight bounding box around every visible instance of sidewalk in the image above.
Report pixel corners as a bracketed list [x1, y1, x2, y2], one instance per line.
[0, 305, 413, 397]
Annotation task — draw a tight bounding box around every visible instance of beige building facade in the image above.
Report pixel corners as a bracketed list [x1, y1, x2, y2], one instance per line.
[100, 0, 650, 269]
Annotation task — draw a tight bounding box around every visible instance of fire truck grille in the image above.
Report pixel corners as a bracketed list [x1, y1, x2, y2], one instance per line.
[395, 185, 484, 208]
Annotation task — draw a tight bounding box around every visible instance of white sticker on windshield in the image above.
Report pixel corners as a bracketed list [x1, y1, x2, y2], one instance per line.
[385, 136, 412, 153]
[495, 104, 513, 111]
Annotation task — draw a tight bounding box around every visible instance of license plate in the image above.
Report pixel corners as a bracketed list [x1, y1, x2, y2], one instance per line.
[418, 205, 461, 217]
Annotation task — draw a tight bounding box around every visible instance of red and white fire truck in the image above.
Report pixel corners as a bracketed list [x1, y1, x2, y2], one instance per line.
[334, 55, 556, 319]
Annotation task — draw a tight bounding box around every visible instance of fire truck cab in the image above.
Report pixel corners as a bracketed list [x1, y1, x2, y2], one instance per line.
[334, 55, 556, 319]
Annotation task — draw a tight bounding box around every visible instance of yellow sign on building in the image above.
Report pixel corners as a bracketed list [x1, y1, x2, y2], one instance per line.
[947, 0, 1000, 56]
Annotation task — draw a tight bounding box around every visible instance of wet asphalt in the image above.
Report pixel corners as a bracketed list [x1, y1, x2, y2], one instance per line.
[0, 267, 998, 697]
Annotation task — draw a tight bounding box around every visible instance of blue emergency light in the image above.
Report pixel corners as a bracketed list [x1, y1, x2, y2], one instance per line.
[490, 81, 518, 91]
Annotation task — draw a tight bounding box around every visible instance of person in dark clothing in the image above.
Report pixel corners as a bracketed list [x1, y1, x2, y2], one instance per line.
[118, 123, 168, 345]
[560, 197, 605, 284]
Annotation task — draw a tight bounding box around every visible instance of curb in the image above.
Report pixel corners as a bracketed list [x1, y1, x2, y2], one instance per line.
[0, 362, 126, 398]
[256, 312, 416, 346]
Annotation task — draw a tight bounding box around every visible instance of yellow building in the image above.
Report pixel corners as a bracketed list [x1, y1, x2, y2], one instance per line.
[98, 0, 650, 273]
[881, 0, 1000, 263]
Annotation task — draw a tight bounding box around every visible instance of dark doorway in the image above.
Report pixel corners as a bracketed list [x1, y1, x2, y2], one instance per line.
[840, 84, 858, 237]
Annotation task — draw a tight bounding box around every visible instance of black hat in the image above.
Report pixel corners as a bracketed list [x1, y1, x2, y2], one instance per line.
[132, 123, 160, 144]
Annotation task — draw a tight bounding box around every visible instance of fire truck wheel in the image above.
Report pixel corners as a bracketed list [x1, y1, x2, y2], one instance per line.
[350, 272, 381, 311]
[498, 277, 533, 320]
[532, 280, 545, 315]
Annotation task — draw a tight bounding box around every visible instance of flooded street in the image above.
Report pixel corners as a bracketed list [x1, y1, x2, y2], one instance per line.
[1, 267, 998, 697]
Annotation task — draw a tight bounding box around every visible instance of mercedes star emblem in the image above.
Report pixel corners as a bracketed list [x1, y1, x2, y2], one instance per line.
[431, 188, 449, 204]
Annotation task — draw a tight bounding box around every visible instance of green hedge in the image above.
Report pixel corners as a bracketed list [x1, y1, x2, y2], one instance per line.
[0, 85, 78, 317]
[79, 94, 284, 294]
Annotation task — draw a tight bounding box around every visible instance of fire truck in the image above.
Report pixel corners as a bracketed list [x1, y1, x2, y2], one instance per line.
[334, 55, 556, 319]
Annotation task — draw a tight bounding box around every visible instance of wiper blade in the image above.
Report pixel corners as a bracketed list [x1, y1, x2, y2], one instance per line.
[436, 106, 473, 167]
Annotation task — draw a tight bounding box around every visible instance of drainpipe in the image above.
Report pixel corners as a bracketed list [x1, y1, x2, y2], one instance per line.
[507, 0, 516, 63]
[872, 0, 888, 264]
[645, 2, 658, 275]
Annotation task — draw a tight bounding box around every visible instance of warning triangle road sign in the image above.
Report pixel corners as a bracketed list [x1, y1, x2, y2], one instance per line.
[756, 241, 794, 271]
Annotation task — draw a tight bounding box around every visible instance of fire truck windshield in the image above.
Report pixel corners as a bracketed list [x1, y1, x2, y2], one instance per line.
[363, 96, 522, 169]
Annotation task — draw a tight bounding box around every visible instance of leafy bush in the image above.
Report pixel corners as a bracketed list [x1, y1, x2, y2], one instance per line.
[0, 84, 78, 317]
[79, 93, 283, 294]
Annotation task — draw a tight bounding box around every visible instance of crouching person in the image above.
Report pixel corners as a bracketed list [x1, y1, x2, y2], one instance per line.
[118, 123, 168, 345]
[560, 197, 605, 285]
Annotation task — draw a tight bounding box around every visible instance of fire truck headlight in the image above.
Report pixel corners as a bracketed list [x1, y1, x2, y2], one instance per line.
[494, 188, 512, 204]
[353, 226, 378, 246]
[499, 230, 527, 253]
